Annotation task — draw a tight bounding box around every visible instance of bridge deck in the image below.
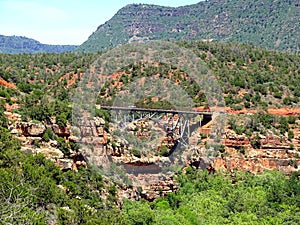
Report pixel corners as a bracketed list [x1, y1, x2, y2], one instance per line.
[100, 106, 213, 115]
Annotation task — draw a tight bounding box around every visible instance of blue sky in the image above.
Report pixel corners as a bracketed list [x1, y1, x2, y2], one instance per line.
[0, 0, 201, 45]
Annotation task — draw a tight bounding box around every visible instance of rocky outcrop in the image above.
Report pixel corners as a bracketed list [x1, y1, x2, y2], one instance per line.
[37, 147, 64, 159]
[51, 124, 70, 137]
[4, 111, 22, 122]
[5, 115, 88, 172]
[139, 174, 178, 201]
[16, 122, 46, 136]
[76, 117, 107, 140]
[21, 146, 73, 170]
[5, 110, 300, 203]
[56, 159, 74, 171]
[223, 130, 250, 147]
[212, 157, 300, 174]
[14, 119, 72, 139]
[117, 173, 178, 202]
[208, 120, 300, 174]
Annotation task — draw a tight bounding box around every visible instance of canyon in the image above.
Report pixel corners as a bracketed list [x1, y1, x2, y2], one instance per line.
[4, 101, 300, 201]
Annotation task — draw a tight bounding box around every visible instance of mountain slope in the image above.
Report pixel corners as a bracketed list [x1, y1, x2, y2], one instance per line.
[77, 0, 300, 53]
[0, 35, 77, 54]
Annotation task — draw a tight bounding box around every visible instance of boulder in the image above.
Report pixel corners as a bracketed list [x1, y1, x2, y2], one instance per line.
[94, 117, 106, 126]
[52, 124, 70, 137]
[21, 146, 36, 154]
[69, 135, 79, 142]
[56, 159, 73, 170]
[37, 147, 64, 159]
[17, 122, 46, 136]
[50, 140, 58, 147]
[10, 128, 19, 134]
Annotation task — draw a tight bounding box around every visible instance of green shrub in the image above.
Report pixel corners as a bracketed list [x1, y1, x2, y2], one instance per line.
[130, 149, 141, 158]
[56, 113, 67, 127]
[55, 136, 70, 156]
[33, 139, 40, 148]
[219, 145, 226, 153]
[288, 130, 294, 140]
[160, 145, 169, 157]
[251, 134, 261, 149]
[42, 128, 54, 142]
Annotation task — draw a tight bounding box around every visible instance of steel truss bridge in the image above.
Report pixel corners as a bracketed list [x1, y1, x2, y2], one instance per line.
[100, 106, 213, 146]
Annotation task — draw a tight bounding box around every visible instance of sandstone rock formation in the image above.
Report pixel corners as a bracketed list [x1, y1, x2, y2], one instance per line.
[5, 111, 300, 202]
[16, 122, 46, 136]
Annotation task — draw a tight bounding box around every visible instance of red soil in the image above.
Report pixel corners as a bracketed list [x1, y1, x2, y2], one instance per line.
[225, 107, 300, 116]
[0, 77, 17, 89]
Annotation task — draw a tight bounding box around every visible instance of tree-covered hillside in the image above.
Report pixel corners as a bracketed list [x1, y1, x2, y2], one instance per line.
[0, 40, 300, 223]
[1, 41, 299, 112]
[0, 35, 77, 54]
[77, 0, 300, 53]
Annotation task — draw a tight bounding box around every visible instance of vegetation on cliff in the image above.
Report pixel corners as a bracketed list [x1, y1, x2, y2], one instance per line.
[0, 125, 300, 224]
[0, 40, 299, 223]
[77, 0, 300, 53]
